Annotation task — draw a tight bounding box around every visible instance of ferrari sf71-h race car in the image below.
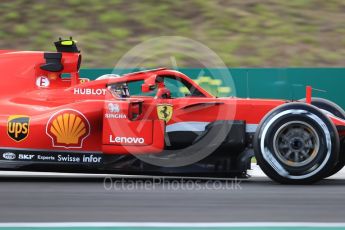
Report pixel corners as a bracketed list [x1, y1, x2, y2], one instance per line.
[0, 39, 345, 184]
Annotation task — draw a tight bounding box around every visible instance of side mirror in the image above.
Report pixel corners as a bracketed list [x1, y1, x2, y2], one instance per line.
[141, 84, 150, 93]
[141, 83, 156, 93]
[142, 74, 158, 93]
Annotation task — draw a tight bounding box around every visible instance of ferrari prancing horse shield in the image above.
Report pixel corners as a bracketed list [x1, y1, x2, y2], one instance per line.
[157, 104, 173, 122]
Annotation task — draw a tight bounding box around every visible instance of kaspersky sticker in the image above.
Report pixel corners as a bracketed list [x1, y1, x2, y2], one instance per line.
[46, 109, 90, 148]
[7, 115, 30, 142]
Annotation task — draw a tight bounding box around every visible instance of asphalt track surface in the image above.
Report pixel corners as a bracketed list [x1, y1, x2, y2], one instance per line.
[0, 167, 345, 223]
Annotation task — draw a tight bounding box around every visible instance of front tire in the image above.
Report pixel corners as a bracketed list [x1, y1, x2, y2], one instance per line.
[254, 103, 339, 184]
[324, 138, 345, 178]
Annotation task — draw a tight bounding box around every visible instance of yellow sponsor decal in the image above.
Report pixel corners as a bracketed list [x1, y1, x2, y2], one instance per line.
[7, 115, 30, 142]
[46, 109, 90, 148]
[61, 40, 73, 46]
[157, 104, 173, 122]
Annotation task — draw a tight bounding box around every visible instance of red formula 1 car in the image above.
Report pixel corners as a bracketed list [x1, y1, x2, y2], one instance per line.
[0, 39, 345, 184]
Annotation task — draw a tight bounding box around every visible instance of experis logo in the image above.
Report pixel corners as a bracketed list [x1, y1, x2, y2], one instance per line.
[109, 135, 145, 144]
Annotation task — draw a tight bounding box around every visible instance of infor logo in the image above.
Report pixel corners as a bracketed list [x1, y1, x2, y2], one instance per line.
[7, 115, 30, 142]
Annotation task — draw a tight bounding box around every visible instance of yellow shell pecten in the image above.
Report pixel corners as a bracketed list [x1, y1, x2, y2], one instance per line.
[50, 113, 87, 145]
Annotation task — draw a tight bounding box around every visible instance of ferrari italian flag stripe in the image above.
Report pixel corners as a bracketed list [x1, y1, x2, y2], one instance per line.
[0, 223, 344, 229]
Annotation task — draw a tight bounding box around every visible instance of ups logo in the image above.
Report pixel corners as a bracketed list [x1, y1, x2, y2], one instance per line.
[7, 115, 30, 142]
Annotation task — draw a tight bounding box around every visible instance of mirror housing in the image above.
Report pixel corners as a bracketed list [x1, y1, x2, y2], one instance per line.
[141, 75, 157, 93]
[141, 84, 151, 93]
[141, 83, 157, 92]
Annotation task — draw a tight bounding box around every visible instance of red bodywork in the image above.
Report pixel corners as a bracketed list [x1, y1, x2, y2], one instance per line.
[1, 48, 345, 160]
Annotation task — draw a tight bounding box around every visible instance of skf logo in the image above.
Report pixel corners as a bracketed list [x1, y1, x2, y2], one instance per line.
[7, 115, 30, 142]
[157, 104, 173, 122]
[46, 109, 90, 148]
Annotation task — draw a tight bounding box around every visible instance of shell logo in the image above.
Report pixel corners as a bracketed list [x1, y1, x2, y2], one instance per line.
[46, 109, 90, 148]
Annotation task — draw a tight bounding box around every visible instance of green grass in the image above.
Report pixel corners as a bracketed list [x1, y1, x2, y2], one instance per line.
[1, 0, 345, 68]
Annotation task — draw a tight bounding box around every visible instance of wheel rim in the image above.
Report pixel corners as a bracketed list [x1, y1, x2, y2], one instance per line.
[273, 121, 320, 168]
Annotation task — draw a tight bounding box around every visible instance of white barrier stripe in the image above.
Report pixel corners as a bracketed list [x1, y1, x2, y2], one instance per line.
[0, 222, 344, 227]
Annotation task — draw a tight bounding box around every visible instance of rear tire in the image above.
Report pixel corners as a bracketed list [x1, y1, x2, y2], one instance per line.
[299, 97, 345, 119]
[254, 103, 339, 184]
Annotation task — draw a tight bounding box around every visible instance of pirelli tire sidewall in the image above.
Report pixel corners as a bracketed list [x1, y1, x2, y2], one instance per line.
[254, 103, 339, 184]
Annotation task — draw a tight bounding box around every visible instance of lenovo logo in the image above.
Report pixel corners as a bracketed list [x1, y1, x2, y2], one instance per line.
[109, 135, 145, 144]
